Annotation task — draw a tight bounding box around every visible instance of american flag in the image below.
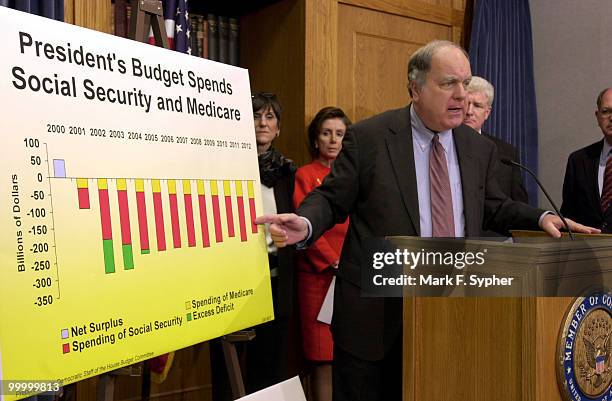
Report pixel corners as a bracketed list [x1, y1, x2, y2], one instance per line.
[148, 0, 191, 54]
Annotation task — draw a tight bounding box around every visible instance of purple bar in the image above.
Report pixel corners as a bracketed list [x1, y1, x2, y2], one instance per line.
[53, 159, 66, 178]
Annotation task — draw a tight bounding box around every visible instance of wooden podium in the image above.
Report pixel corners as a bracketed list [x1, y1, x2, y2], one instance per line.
[387, 236, 612, 401]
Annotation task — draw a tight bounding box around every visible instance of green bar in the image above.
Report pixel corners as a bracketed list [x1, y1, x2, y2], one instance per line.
[122, 244, 134, 270]
[141, 249, 151, 254]
[103, 239, 115, 274]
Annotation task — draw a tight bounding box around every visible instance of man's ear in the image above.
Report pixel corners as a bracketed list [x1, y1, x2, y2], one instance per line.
[484, 106, 492, 121]
[409, 81, 420, 100]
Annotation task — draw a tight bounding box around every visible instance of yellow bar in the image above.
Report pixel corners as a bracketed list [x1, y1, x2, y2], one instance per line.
[77, 178, 88, 189]
[235, 181, 243, 197]
[116, 178, 127, 191]
[167, 180, 177, 195]
[197, 180, 205, 195]
[135, 179, 145, 192]
[247, 181, 254, 198]
[223, 180, 231, 196]
[152, 179, 161, 193]
[183, 180, 191, 195]
[97, 178, 108, 190]
[210, 180, 218, 196]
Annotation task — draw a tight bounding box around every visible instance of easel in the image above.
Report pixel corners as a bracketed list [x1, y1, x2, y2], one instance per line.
[221, 329, 256, 398]
[95, 1, 168, 399]
[128, 0, 169, 49]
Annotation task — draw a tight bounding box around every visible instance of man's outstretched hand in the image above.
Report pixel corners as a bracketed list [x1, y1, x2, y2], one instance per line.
[539, 214, 601, 238]
[255, 213, 309, 248]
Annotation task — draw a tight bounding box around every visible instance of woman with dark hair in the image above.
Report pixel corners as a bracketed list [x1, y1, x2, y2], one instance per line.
[246, 92, 299, 393]
[294, 106, 351, 401]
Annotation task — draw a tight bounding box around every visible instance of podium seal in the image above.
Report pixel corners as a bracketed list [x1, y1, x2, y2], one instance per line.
[557, 290, 612, 400]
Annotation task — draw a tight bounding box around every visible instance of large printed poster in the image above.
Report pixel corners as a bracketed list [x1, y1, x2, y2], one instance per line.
[0, 8, 272, 400]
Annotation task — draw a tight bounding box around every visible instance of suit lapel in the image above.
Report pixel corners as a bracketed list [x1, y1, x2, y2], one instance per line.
[453, 127, 479, 236]
[584, 141, 603, 215]
[385, 107, 420, 234]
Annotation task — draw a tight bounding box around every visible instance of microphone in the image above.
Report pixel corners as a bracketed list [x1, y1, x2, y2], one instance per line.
[500, 158, 574, 240]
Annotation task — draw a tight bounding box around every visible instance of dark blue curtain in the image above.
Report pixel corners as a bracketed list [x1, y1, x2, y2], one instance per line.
[469, 0, 538, 205]
[3, 0, 64, 21]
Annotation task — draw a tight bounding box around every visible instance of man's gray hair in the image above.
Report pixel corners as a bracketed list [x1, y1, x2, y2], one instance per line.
[597, 88, 612, 110]
[407, 40, 468, 97]
[467, 76, 495, 107]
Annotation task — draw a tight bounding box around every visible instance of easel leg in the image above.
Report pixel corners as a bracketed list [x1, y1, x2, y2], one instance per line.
[222, 338, 246, 399]
[96, 374, 115, 401]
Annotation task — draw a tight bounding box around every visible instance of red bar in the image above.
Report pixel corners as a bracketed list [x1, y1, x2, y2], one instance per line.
[99, 189, 112, 240]
[225, 195, 235, 237]
[198, 195, 210, 247]
[78, 188, 90, 209]
[136, 191, 150, 252]
[184, 194, 196, 247]
[117, 190, 132, 245]
[249, 198, 258, 234]
[169, 193, 181, 248]
[212, 195, 223, 243]
[153, 192, 166, 251]
[237, 197, 247, 242]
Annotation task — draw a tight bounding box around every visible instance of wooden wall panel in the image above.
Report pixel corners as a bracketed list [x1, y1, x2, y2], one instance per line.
[408, 298, 526, 401]
[339, 0, 453, 25]
[304, 0, 339, 130]
[453, 0, 466, 10]
[65, 0, 112, 33]
[75, 343, 212, 401]
[241, 0, 308, 165]
[336, 4, 451, 122]
[536, 298, 569, 401]
[64, 0, 75, 24]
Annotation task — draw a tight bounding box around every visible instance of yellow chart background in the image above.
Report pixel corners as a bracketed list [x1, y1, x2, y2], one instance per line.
[0, 8, 272, 399]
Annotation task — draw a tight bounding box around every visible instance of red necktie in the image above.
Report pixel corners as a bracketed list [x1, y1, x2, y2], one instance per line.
[601, 154, 612, 212]
[430, 134, 455, 237]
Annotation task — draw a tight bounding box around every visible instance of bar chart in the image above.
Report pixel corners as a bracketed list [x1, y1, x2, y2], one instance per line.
[52, 159, 259, 274]
[0, 10, 271, 394]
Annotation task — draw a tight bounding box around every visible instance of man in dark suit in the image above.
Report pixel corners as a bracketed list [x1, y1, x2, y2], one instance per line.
[464, 76, 529, 203]
[561, 88, 612, 232]
[256, 41, 596, 400]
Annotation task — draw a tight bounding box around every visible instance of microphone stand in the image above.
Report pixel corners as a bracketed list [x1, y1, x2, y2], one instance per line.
[500, 158, 574, 240]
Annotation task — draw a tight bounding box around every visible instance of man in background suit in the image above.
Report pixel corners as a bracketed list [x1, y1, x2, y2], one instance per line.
[464, 76, 529, 203]
[256, 41, 597, 401]
[561, 88, 612, 232]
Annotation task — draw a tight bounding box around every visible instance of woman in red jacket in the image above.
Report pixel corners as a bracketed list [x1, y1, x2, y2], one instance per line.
[294, 107, 351, 401]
